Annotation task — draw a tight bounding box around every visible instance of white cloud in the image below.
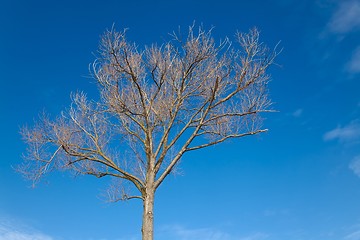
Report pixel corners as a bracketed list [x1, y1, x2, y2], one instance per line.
[157, 224, 268, 240]
[0, 218, 54, 240]
[158, 225, 231, 240]
[347, 47, 360, 74]
[328, 0, 360, 34]
[349, 155, 360, 177]
[323, 120, 360, 142]
[344, 229, 360, 240]
[292, 109, 303, 118]
[239, 232, 269, 240]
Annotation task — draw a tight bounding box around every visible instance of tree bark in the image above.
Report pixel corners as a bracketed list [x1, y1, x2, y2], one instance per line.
[142, 187, 155, 240]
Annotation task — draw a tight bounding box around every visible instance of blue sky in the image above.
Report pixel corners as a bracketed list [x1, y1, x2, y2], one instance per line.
[1, 0, 360, 239]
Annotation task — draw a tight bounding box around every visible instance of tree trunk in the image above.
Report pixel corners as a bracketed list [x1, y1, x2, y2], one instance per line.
[142, 187, 155, 240]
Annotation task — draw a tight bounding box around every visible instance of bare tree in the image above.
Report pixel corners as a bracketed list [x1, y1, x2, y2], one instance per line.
[19, 25, 279, 240]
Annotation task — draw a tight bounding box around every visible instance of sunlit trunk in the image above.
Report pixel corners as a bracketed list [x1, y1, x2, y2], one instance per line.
[141, 187, 155, 240]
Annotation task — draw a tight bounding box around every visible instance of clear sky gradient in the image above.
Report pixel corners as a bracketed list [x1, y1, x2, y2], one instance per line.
[1, 0, 360, 240]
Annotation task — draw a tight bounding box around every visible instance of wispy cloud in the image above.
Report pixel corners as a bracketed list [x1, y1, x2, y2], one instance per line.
[0, 218, 54, 240]
[344, 229, 360, 240]
[323, 120, 360, 143]
[347, 46, 360, 74]
[157, 224, 268, 240]
[327, 0, 360, 34]
[158, 225, 231, 240]
[292, 109, 303, 118]
[239, 232, 269, 240]
[349, 155, 360, 177]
